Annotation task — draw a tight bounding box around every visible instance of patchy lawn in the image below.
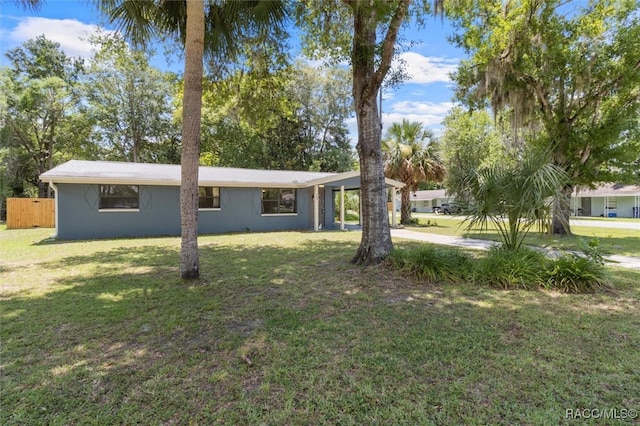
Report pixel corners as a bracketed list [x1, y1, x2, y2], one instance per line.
[1, 227, 639, 424]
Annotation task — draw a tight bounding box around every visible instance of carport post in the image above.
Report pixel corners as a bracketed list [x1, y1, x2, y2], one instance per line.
[314, 185, 319, 231]
[391, 188, 398, 228]
[340, 185, 345, 231]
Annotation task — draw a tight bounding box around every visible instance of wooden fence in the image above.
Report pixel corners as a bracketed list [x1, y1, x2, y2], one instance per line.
[6, 198, 55, 229]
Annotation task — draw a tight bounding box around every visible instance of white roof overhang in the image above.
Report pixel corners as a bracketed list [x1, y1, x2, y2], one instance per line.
[40, 160, 405, 189]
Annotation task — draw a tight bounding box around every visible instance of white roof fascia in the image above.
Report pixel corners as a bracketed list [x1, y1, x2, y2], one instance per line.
[44, 173, 406, 189]
[44, 176, 318, 189]
[40, 160, 406, 189]
[303, 171, 405, 188]
[304, 171, 359, 187]
[41, 176, 180, 186]
[384, 177, 405, 188]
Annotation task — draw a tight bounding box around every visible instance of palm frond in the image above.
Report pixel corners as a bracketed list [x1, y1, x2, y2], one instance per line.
[97, 0, 289, 63]
[98, 0, 164, 46]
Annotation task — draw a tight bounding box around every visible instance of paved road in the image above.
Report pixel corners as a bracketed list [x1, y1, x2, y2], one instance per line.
[571, 219, 640, 230]
[390, 228, 640, 271]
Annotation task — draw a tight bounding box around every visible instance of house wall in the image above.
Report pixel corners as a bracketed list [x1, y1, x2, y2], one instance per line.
[583, 196, 640, 218]
[56, 183, 314, 240]
[615, 197, 639, 218]
[410, 197, 452, 213]
[588, 198, 605, 217]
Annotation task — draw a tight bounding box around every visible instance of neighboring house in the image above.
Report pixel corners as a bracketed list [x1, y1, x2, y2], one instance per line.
[572, 184, 640, 218]
[405, 183, 640, 218]
[40, 160, 404, 240]
[403, 189, 453, 213]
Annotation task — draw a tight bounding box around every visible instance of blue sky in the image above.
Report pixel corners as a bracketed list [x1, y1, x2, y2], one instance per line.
[1, 1, 466, 137]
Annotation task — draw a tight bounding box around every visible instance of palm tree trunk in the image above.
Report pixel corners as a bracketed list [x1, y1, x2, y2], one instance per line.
[400, 187, 412, 225]
[180, 0, 204, 279]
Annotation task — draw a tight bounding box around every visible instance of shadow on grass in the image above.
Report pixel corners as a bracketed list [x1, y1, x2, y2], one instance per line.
[2, 235, 640, 424]
[409, 222, 445, 228]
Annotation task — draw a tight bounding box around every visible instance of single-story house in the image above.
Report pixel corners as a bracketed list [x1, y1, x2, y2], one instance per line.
[404, 189, 453, 213]
[39, 160, 403, 240]
[405, 183, 640, 218]
[571, 184, 640, 218]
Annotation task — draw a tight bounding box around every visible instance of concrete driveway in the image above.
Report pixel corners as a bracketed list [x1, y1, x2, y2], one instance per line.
[390, 228, 640, 271]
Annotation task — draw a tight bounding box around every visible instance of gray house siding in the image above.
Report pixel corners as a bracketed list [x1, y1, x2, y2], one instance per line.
[56, 183, 317, 240]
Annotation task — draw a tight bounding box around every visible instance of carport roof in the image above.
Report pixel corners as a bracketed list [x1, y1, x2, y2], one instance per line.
[40, 160, 404, 189]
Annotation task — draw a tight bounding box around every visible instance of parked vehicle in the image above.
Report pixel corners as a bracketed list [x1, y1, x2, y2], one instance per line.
[433, 203, 459, 215]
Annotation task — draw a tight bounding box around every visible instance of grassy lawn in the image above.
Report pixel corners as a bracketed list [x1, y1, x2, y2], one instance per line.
[2, 225, 640, 424]
[406, 215, 640, 257]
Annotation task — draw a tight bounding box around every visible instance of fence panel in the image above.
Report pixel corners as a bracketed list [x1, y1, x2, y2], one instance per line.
[6, 198, 55, 229]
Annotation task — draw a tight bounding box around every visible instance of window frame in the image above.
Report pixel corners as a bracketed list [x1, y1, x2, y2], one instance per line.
[198, 186, 221, 210]
[98, 184, 140, 212]
[261, 188, 297, 215]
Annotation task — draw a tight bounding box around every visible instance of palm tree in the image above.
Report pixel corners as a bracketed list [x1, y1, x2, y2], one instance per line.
[383, 119, 445, 225]
[96, 0, 287, 279]
[449, 150, 568, 251]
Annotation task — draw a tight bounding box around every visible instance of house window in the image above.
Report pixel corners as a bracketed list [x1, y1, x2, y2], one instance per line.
[262, 188, 296, 214]
[99, 185, 139, 210]
[199, 187, 220, 209]
[606, 198, 617, 209]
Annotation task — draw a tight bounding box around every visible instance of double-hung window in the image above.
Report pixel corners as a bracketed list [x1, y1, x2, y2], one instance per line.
[262, 188, 296, 214]
[199, 187, 221, 209]
[99, 185, 139, 210]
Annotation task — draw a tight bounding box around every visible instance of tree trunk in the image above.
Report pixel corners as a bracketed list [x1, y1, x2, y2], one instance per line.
[350, 3, 400, 265]
[353, 100, 393, 264]
[180, 0, 205, 279]
[552, 184, 573, 236]
[400, 186, 412, 225]
[37, 156, 47, 198]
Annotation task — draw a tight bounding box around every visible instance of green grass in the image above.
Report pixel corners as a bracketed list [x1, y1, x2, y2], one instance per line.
[2, 226, 640, 424]
[405, 215, 640, 257]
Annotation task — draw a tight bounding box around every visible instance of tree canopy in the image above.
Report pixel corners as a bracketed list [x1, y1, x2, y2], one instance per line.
[84, 31, 180, 164]
[448, 0, 640, 234]
[0, 36, 87, 198]
[197, 60, 355, 172]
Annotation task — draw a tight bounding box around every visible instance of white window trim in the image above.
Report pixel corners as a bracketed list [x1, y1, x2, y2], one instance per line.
[199, 208, 221, 212]
[261, 213, 298, 217]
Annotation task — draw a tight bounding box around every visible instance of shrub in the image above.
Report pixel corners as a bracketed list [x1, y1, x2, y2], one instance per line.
[472, 247, 548, 290]
[344, 211, 360, 222]
[389, 242, 609, 294]
[388, 245, 472, 284]
[577, 237, 608, 266]
[544, 254, 608, 294]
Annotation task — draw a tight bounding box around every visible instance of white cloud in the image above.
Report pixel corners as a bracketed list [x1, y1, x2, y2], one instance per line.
[381, 100, 454, 132]
[7, 17, 108, 59]
[389, 100, 454, 117]
[346, 100, 456, 144]
[395, 52, 459, 85]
